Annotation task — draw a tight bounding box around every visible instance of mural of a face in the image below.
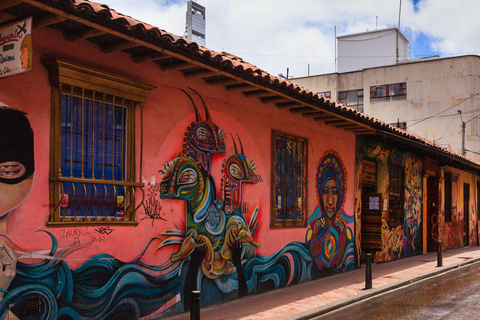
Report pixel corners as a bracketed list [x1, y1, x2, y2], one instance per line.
[0, 163, 33, 217]
[321, 178, 338, 218]
[19, 34, 32, 71]
[181, 88, 226, 172]
[316, 152, 346, 219]
[159, 156, 203, 202]
[0, 106, 35, 219]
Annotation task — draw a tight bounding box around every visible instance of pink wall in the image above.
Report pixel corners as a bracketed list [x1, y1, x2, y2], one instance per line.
[0, 21, 356, 275]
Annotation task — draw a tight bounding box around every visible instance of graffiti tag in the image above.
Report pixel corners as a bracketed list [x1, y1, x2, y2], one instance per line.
[61, 227, 91, 238]
[142, 197, 167, 226]
[95, 226, 114, 235]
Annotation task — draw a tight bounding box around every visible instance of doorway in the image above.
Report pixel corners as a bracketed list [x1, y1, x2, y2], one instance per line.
[464, 183, 470, 246]
[426, 176, 439, 252]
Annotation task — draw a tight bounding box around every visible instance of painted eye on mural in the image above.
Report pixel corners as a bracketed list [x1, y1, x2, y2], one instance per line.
[196, 127, 211, 140]
[229, 164, 243, 179]
[247, 159, 257, 175]
[159, 161, 173, 181]
[178, 168, 197, 185]
[0, 161, 26, 179]
[218, 129, 225, 143]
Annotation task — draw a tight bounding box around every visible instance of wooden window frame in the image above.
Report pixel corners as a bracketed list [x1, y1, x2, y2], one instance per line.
[43, 58, 155, 227]
[370, 83, 407, 103]
[388, 164, 405, 226]
[317, 91, 331, 99]
[338, 89, 364, 112]
[271, 130, 308, 228]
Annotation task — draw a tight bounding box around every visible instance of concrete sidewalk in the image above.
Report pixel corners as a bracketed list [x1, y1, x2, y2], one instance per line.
[163, 246, 480, 320]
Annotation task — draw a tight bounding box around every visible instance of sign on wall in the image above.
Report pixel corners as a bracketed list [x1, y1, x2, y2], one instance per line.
[361, 158, 376, 186]
[0, 17, 32, 79]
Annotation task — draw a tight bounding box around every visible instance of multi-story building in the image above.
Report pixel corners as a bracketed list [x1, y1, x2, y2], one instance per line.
[184, 0, 206, 46]
[293, 47, 480, 162]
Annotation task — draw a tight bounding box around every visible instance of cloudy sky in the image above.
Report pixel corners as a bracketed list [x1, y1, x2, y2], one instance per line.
[98, 0, 480, 78]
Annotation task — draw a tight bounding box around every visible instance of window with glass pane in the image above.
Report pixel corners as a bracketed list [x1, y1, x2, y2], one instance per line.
[370, 83, 406, 102]
[338, 89, 364, 111]
[318, 91, 331, 99]
[271, 131, 307, 228]
[60, 94, 128, 220]
[44, 58, 154, 226]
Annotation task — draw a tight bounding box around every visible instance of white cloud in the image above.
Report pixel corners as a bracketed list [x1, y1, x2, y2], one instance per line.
[98, 0, 480, 76]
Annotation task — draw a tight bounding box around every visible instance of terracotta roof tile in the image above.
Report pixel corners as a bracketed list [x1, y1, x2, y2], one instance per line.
[41, 0, 479, 169]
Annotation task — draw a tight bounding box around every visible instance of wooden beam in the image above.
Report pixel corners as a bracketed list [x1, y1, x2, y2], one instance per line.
[290, 107, 315, 113]
[206, 78, 240, 86]
[66, 28, 105, 42]
[101, 41, 141, 53]
[132, 52, 166, 63]
[325, 119, 349, 125]
[314, 116, 336, 121]
[260, 96, 290, 104]
[226, 84, 255, 92]
[34, 14, 66, 27]
[276, 101, 302, 109]
[345, 126, 364, 131]
[303, 112, 326, 118]
[186, 69, 216, 79]
[243, 90, 271, 98]
[161, 61, 193, 71]
[354, 129, 375, 134]
[336, 123, 358, 128]
[0, 0, 17, 11]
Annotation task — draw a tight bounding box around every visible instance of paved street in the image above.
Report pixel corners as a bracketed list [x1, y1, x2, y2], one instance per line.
[313, 261, 480, 320]
[161, 246, 480, 320]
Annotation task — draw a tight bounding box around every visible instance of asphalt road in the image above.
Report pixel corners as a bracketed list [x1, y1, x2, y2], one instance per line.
[313, 261, 480, 320]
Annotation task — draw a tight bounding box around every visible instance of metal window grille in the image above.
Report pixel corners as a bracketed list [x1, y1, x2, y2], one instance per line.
[388, 164, 405, 225]
[50, 86, 142, 224]
[271, 131, 308, 228]
[43, 58, 154, 227]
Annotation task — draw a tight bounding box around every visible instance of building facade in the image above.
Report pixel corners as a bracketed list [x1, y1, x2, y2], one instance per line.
[337, 27, 410, 73]
[184, 0, 206, 47]
[292, 55, 480, 162]
[0, 1, 479, 319]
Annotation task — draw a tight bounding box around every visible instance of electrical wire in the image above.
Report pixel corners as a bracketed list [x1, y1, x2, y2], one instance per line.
[404, 108, 480, 122]
[408, 91, 480, 127]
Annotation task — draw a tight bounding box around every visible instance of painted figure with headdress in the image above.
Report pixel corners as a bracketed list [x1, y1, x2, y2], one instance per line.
[306, 150, 354, 273]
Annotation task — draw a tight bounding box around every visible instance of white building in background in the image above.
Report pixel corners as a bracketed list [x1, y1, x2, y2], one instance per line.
[184, 0, 206, 46]
[337, 27, 410, 73]
[292, 55, 480, 161]
[292, 36, 480, 161]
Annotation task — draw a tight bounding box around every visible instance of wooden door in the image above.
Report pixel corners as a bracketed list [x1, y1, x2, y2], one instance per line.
[427, 176, 439, 252]
[464, 183, 470, 246]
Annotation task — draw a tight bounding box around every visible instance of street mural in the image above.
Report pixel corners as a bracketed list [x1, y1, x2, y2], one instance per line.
[306, 151, 354, 274]
[156, 88, 312, 310]
[356, 140, 423, 263]
[0, 93, 356, 319]
[0, 106, 180, 319]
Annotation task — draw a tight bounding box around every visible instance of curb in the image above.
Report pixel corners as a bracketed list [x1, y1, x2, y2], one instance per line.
[285, 257, 480, 320]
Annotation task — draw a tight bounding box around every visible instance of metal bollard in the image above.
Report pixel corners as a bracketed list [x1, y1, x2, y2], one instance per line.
[437, 241, 443, 267]
[365, 252, 372, 289]
[190, 290, 201, 320]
